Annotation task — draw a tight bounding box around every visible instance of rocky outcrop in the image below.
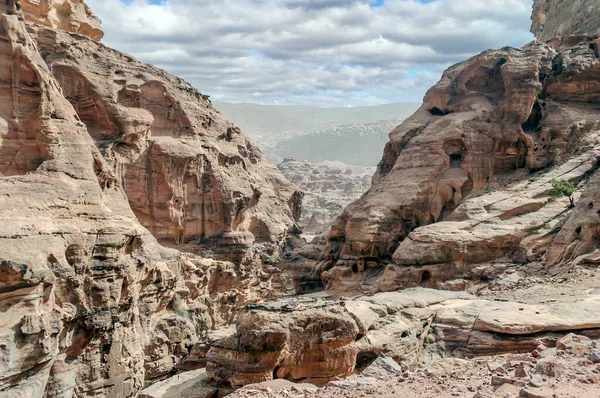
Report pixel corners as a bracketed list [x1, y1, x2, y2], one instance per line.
[0, 1, 299, 396]
[319, 25, 600, 292]
[531, 0, 600, 42]
[206, 288, 600, 388]
[26, 14, 302, 258]
[20, 0, 103, 41]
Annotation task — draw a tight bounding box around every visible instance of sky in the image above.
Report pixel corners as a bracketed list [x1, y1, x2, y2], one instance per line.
[87, 0, 535, 107]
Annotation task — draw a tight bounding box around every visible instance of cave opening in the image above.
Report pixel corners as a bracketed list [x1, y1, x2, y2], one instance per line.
[429, 107, 447, 116]
[421, 270, 432, 285]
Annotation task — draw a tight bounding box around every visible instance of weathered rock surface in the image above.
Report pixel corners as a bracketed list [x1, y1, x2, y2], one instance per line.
[532, 0, 600, 42]
[139, 369, 232, 398]
[21, 0, 103, 41]
[26, 21, 302, 257]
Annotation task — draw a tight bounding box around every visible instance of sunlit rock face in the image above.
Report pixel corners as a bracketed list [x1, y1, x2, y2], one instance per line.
[28, 21, 303, 254]
[20, 0, 104, 41]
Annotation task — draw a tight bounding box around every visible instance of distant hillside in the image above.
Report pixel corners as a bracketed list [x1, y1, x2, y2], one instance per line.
[213, 102, 420, 145]
[269, 118, 405, 166]
[213, 102, 421, 167]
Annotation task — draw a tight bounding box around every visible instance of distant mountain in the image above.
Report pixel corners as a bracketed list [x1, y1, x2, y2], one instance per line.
[214, 102, 420, 142]
[270, 118, 405, 166]
[213, 102, 421, 166]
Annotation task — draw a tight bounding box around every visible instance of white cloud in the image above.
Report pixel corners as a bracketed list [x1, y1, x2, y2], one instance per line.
[86, 0, 534, 106]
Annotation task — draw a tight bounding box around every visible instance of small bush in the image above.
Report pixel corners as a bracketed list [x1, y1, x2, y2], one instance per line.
[549, 179, 576, 208]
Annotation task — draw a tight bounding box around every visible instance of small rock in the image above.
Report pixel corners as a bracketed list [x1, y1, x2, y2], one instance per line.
[515, 363, 528, 378]
[487, 360, 504, 373]
[531, 344, 548, 358]
[529, 374, 543, 388]
[361, 356, 403, 379]
[519, 387, 552, 398]
[492, 376, 526, 387]
[535, 357, 565, 378]
[590, 349, 600, 364]
[556, 333, 591, 355]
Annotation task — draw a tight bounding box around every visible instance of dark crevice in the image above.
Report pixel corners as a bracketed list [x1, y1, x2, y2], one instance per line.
[522, 101, 544, 133]
[421, 271, 432, 285]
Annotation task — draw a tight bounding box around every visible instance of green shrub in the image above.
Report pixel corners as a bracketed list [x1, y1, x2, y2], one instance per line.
[549, 179, 576, 208]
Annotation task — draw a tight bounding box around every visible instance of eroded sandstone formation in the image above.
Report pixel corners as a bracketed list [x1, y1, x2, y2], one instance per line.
[317, 10, 600, 292]
[0, 1, 300, 396]
[20, 0, 103, 41]
[25, 22, 302, 257]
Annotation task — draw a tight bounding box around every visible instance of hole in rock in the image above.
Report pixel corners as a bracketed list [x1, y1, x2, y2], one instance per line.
[429, 107, 447, 116]
[401, 331, 409, 338]
[421, 271, 432, 285]
[590, 203, 594, 209]
[450, 154, 463, 167]
[465, 59, 506, 97]
[355, 352, 378, 373]
[576, 226, 582, 235]
[351, 263, 359, 274]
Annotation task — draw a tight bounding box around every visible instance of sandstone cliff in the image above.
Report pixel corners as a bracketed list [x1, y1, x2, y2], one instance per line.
[26, 24, 302, 257]
[317, 2, 600, 292]
[0, 1, 300, 396]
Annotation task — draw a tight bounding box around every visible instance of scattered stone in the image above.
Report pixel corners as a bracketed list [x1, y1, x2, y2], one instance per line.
[362, 357, 403, 379]
[515, 363, 528, 378]
[529, 374, 544, 388]
[535, 357, 565, 378]
[491, 376, 526, 387]
[519, 387, 553, 398]
[589, 350, 600, 364]
[556, 333, 592, 355]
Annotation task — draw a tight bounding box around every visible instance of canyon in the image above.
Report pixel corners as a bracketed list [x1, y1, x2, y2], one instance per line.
[1, 0, 600, 398]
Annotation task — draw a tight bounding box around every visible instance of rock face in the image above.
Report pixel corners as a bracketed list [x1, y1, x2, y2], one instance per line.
[27, 22, 302, 255]
[277, 159, 373, 235]
[0, 1, 300, 396]
[531, 0, 600, 42]
[319, 16, 600, 292]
